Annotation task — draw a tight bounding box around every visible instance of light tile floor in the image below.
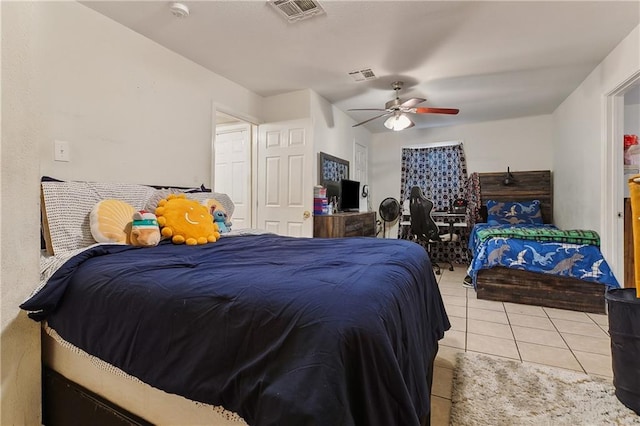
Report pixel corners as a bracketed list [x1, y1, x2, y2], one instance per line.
[430, 265, 611, 426]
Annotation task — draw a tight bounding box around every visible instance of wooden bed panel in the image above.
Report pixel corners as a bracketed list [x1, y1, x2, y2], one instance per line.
[476, 268, 606, 314]
[478, 170, 553, 223]
[475, 169, 606, 313]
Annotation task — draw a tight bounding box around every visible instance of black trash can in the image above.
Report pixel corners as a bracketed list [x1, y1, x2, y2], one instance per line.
[606, 288, 640, 415]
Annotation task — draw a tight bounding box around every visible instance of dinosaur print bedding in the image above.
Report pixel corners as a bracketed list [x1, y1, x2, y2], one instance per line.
[467, 223, 620, 289]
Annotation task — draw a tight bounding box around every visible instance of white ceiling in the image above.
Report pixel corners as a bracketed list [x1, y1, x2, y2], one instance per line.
[81, 1, 640, 133]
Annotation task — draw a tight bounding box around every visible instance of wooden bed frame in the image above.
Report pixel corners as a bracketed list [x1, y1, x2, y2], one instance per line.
[474, 170, 606, 314]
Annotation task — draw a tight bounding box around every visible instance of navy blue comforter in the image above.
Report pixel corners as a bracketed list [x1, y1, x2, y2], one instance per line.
[22, 234, 449, 426]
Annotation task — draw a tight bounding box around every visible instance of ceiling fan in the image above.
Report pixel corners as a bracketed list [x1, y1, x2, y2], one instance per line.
[349, 81, 459, 131]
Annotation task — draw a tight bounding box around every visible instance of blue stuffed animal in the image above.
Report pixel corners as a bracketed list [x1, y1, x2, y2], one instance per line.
[213, 210, 232, 233]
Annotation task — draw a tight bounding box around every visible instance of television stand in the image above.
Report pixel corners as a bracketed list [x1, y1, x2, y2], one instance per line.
[313, 212, 376, 238]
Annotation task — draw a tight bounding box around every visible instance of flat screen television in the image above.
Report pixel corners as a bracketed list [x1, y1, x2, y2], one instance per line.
[339, 179, 360, 212]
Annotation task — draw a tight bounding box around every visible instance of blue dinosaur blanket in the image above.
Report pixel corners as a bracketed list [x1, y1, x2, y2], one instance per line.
[467, 224, 619, 289]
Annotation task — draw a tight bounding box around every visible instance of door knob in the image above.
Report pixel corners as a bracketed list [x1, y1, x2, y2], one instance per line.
[303, 211, 311, 219]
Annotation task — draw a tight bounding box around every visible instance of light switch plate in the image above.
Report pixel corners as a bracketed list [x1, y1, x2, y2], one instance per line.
[54, 140, 70, 162]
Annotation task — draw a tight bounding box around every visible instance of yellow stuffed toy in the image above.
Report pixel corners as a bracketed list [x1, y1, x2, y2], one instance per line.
[155, 194, 220, 245]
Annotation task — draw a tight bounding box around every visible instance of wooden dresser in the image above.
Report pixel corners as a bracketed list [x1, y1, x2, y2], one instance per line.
[313, 212, 376, 238]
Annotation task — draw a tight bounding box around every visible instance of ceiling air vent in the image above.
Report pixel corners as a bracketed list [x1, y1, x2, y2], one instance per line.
[269, 0, 326, 23]
[348, 68, 377, 82]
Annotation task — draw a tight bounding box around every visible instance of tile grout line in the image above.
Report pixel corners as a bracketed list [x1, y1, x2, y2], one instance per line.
[542, 308, 588, 375]
[504, 305, 524, 362]
[465, 286, 470, 353]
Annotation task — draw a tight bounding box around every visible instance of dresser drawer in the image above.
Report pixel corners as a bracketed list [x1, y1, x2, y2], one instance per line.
[344, 216, 365, 236]
[314, 212, 376, 238]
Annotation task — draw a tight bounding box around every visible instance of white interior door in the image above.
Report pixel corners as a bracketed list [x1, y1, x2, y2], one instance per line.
[257, 119, 313, 237]
[215, 123, 251, 229]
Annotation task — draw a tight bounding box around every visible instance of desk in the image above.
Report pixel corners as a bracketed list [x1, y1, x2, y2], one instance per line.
[400, 212, 467, 241]
[399, 216, 412, 240]
[402, 211, 470, 264]
[431, 211, 467, 240]
[431, 212, 469, 263]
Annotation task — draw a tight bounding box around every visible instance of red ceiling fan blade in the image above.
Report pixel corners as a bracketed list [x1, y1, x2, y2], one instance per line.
[399, 97, 426, 108]
[413, 107, 460, 115]
[352, 112, 392, 127]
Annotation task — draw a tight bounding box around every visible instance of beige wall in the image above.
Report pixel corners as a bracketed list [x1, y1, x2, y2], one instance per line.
[553, 24, 639, 279]
[1, 3, 42, 423]
[553, 24, 640, 232]
[262, 89, 311, 123]
[33, 3, 263, 186]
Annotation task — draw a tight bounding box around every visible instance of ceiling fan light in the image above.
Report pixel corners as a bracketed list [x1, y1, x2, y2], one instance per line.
[384, 113, 413, 131]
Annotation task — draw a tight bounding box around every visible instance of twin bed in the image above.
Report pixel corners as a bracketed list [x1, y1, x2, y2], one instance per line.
[23, 178, 450, 426]
[467, 170, 619, 314]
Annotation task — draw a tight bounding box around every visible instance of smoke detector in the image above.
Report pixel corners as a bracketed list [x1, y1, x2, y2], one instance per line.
[169, 2, 189, 18]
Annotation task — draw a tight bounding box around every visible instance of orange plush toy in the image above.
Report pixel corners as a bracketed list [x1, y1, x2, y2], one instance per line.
[130, 211, 161, 247]
[155, 194, 220, 245]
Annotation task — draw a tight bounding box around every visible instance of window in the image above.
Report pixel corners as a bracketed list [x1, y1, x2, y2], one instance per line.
[399, 143, 468, 211]
[400, 143, 470, 263]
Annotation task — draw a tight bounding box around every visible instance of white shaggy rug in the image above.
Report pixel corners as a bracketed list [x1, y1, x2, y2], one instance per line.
[450, 352, 640, 425]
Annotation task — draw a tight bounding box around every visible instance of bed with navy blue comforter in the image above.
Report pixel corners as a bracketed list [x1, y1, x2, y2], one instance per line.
[22, 233, 449, 426]
[467, 223, 620, 289]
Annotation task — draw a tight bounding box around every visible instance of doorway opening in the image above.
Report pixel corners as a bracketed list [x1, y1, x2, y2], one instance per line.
[213, 110, 256, 230]
[603, 71, 640, 287]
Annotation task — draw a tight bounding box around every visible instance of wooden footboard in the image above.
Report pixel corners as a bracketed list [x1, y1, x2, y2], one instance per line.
[476, 267, 606, 314]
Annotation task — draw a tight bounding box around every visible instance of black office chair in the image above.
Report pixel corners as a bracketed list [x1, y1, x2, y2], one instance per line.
[409, 186, 454, 275]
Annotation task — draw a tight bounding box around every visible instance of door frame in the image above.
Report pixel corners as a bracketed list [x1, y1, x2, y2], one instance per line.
[211, 104, 259, 228]
[354, 141, 369, 212]
[602, 70, 640, 283]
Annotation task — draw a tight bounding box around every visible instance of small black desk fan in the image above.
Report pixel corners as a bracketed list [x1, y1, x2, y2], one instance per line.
[378, 197, 400, 238]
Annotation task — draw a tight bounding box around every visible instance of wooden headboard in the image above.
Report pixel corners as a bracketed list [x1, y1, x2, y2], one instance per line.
[478, 170, 553, 223]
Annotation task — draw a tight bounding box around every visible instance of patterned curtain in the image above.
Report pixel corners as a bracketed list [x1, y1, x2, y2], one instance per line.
[399, 144, 470, 263]
[399, 144, 468, 210]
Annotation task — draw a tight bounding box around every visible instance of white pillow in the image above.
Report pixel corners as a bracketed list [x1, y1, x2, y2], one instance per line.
[41, 180, 156, 255]
[186, 192, 235, 219]
[144, 188, 184, 212]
